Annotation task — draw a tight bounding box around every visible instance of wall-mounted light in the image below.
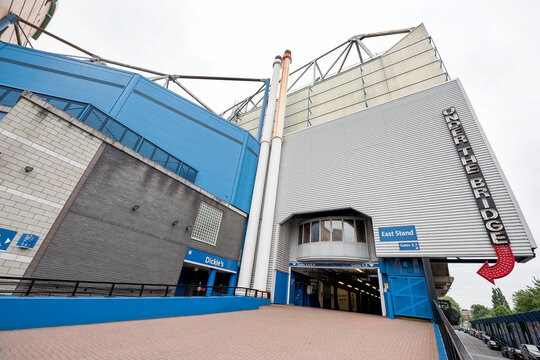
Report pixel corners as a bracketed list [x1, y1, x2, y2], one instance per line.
[172, 220, 179, 226]
[24, 166, 33, 173]
[132, 205, 140, 211]
[185, 225, 192, 232]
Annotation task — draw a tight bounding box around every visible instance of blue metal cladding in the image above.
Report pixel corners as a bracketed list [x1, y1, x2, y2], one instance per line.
[273, 270, 289, 304]
[0, 41, 259, 212]
[380, 258, 433, 320]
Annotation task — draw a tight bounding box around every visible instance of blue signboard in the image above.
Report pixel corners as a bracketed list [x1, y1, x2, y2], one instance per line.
[16, 234, 39, 249]
[289, 262, 379, 268]
[378, 225, 417, 242]
[0, 228, 17, 251]
[399, 242, 420, 251]
[184, 248, 239, 273]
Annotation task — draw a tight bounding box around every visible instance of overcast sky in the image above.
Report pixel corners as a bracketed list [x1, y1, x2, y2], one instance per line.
[33, 0, 539, 309]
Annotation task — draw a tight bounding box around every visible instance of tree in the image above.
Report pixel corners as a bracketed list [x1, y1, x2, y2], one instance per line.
[513, 278, 540, 313]
[443, 295, 464, 324]
[491, 288, 510, 309]
[471, 304, 491, 320]
[491, 305, 512, 317]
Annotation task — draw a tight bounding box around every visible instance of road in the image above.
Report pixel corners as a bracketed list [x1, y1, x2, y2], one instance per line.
[456, 330, 505, 360]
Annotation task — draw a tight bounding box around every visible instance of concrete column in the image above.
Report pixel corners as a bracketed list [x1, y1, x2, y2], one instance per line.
[227, 273, 238, 295]
[206, 269, 216, 296]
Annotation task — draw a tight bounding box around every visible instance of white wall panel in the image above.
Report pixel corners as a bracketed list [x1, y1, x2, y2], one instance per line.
[271, 80, 534, 264]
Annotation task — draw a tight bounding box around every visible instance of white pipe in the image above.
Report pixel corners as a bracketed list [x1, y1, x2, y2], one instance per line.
[253, 50, 292, 291]
[237, 56, 282, 288]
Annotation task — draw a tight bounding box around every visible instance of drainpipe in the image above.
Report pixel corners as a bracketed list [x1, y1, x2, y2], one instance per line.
[237, 56, 282, 288]
[253, 50, 292, 291]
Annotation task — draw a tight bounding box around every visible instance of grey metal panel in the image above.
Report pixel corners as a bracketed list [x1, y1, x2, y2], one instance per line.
[272, 80, 534, 260]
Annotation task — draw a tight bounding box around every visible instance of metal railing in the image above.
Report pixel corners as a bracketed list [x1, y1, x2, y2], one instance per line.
[432, 300, 473, 360]
[0, 276, 270, 300]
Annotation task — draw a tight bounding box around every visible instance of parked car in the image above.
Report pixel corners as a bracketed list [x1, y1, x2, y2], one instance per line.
[520, 344, 540, 360]
[502, 346, 514, 358]
[483, 334, 491, 344]
[489, 340, 502, 350]
[512, 348, 525, 359]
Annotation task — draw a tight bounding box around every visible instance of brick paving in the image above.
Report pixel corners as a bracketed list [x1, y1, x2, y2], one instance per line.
[0, 305, 438, 360]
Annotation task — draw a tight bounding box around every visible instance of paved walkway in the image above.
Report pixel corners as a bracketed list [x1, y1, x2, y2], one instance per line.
[0, 305, 438, 359]
[456, 330, 504, 360]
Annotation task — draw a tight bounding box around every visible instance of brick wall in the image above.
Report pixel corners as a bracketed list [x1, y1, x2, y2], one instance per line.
[0, 97, 102, 277]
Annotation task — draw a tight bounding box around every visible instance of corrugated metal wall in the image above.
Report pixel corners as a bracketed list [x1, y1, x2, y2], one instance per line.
[235, 24, 447, 138]
[266, 80, 534, 284]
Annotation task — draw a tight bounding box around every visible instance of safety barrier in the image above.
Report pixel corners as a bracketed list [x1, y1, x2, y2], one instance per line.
[0, 276, 270, 299]
[432, 300, 472, 360]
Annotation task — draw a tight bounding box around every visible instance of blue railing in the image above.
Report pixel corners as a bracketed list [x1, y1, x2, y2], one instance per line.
[0, 84, 198, 183]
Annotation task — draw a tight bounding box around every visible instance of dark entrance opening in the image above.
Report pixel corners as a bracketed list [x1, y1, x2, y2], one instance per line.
[175, 264, 209, 296]
[290, 267, 382, 315]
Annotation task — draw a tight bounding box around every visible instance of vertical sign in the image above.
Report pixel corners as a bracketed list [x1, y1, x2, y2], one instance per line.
[442, 107, 514, 283]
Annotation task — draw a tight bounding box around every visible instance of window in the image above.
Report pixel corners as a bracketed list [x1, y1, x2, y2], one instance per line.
[102, 118, 127, 142]
[355, 219, 366, 243]
[321, 220, 331, 242]
[297, 217, 368, 245]
[303, 222, 311, 244]
[151, 148, 169, 167]
[120, 129, 142, 150]
[82, 108, 108, 131]
[138, 140, 156, 158]
[332, 220, 343, 241]
[191, 202, 223, 246]
[344, 219, 355, 242]
[311, 221, 320, 242]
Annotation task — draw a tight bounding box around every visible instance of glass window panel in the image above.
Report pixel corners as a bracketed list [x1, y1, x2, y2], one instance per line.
[355, 219, 366, 243]
[0, 88, 22, 106]
[138, 140, 156, 159]
[187, 169, 198, 183]
[311, 221, 320, 242]
[298, 225, 303, 245]
[152, 148, 169, 167]
[179, 163, 190, 178]
[102, 118, 126, 141]
[332, 220, 343, 241]
[303, 223, 310, 244]
[120, 130, 141, 150]
[65, 102, 87, 118]
[321, 220, 331, 242]
[83, 108, 108, 131]
[165, 156, 181, 173]
[304, 223, 311, 244]
[344, 219, 355, 243]
[49, 98, 69, 110]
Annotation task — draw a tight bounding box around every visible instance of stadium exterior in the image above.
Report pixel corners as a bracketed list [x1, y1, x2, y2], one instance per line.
[0, 18, 535, 322]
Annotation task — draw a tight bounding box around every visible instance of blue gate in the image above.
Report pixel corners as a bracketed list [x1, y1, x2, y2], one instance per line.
[389, 275, 432, 319]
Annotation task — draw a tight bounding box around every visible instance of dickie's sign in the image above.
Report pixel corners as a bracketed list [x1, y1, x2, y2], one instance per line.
[442, 107, 515, 283]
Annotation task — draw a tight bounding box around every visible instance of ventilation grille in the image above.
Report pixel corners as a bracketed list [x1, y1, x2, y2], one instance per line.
[191, 202, 223, 246]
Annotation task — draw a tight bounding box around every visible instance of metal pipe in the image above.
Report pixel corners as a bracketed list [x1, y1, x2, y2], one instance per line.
[17, 16, 99, 58]
[237, 56, 282, 289]
[256, 79, 271, 141]
[253, 50, 292, 291]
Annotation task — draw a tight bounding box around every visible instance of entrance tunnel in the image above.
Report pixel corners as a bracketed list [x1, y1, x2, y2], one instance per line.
[290, 267, 382, 315]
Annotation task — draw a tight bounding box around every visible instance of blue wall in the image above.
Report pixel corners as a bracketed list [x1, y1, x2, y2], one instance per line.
[0, 296, 270, 330]
[0, 42, 259, 212]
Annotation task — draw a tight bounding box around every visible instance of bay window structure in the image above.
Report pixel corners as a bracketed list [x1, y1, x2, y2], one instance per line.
[293, 216, 374, 263]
